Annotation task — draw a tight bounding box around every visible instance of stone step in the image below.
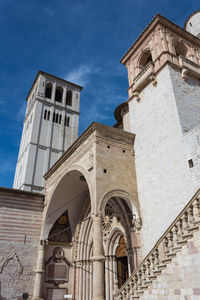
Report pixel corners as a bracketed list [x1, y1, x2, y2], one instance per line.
[136, 289, 144, 295]
[162, 257, 172, 263]
[158, 263, 167, 269]
[188, 225, 199, 232]
[149, 275, 156, 279]
[153, 269, 162, 275]
[182, 232, 193, 239]
[171, 245, 181, 252]
[144, 279, 152, 285]
[131, 296, 139, 299]
[167, 251, 176, 258]
[178, 239, 187, 245]
[193, 219, 200, 225]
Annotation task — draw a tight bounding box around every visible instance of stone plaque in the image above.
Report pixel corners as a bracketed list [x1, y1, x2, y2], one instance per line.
[47, 288, 67, 300]
[48, 264, 67, 279]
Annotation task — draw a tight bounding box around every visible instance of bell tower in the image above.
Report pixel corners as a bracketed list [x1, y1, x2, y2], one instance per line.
[13, 71, 82, 193]
[119, 14, 200, 256]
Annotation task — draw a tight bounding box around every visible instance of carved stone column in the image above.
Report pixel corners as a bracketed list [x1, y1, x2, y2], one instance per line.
[92, 214, 105, 300]
[32, 240, 46, 300]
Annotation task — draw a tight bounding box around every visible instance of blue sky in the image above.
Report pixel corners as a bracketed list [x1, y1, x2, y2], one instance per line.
[0, 0, 199, 188]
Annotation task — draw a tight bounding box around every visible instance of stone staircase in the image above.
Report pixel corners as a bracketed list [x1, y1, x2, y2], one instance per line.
[113, 190, 200, 299]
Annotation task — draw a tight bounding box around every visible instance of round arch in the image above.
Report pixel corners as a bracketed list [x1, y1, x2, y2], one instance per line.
[172, 39, 188, 58]
[98, 189, 140, 218]
[137, 48, 153, 70]
[42, 164, 94, 240]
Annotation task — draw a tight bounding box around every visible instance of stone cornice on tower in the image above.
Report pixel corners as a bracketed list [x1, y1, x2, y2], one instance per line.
[114, 14, 200, 126]
[121, 14, 200, 65]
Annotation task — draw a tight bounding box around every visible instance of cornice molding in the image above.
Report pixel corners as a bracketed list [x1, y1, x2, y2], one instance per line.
[121, 14, 200, 65]
[44, 122, 135, 180]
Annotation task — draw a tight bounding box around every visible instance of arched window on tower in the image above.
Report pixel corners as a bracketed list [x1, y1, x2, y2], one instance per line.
[174, 41, 187, 58]
[47, 111, 50, 120]
[56, 113, 59, 123]
[59, 114, 62, 124]
[53, 112, 56, 122]
[67, 117, 70, 127]
[66, 90, 72, 106]
[44, 109, 47, 120]
[139, 50, 153, 71]
[55, 86, 63, 103]
[45, 83, 52, 99]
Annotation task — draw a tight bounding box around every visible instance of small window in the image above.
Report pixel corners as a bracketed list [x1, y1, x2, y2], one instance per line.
[59, 114, 62, 124]
[53, 112, 56, 122]
[55, 87, 63, 103]
[66, 90, 72, 106]
[47, 111, 50, 120]
[67, 117, 70, 127]
[45, 83, 52, 99]
[44, 109, 47, 120]
[56, 113, 59, 123]
[188, 159, 194, 168]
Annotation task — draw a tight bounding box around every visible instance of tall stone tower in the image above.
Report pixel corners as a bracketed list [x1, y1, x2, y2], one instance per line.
[13, 71, 82, 193]
[116, 14, 200, 256]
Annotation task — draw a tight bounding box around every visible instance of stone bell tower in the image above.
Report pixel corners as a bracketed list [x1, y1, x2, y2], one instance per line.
[13, 71, 82, 193]
[118, 14, 200, 256]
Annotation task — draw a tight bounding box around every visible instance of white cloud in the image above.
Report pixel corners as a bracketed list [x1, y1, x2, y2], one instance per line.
[65, 65, 93, 87]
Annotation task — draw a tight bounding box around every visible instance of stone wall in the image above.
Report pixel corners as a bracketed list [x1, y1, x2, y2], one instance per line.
[0, 187, 44, 300]
[141, 230, 200, 299]
[183, 123, 200, 188]
[128, 65, 198, 257]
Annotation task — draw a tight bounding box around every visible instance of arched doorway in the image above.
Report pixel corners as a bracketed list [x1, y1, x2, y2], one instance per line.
[102, 196, 139, 299]
[116, 236, 129, 288]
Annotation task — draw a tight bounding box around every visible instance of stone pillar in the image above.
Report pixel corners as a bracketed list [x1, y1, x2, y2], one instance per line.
[92, 214, 105, 300]
[32, 240, 46, 300]
[52, 82, 56, 102]
[63, 87, 67, 106]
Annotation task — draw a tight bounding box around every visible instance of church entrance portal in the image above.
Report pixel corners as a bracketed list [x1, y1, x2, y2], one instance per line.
[116, 236, 129, 288]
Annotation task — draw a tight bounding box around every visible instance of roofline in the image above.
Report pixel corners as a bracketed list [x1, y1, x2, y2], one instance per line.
[44, 121, 135, 180]
[0, 186, 44, 198]
[184, 9, 200, 29]
[26, 70, 83, 101]
[120, 14, 200, 65]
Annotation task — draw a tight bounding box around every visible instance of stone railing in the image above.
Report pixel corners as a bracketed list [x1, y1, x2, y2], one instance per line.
[131, 62, 155, 93]
[113, 189, 200, 299]
[178, 56, 200, 79]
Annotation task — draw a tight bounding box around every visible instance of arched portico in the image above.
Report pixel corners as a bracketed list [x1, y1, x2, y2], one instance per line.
[32, 122, 139, 300]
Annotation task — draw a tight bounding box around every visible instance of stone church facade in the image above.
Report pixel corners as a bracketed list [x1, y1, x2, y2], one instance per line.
[1, 10, 200, 300]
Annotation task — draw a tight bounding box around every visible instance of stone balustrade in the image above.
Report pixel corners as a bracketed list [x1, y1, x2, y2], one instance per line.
[113, 190, 200, 300]
[131, 62, 156, 93]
